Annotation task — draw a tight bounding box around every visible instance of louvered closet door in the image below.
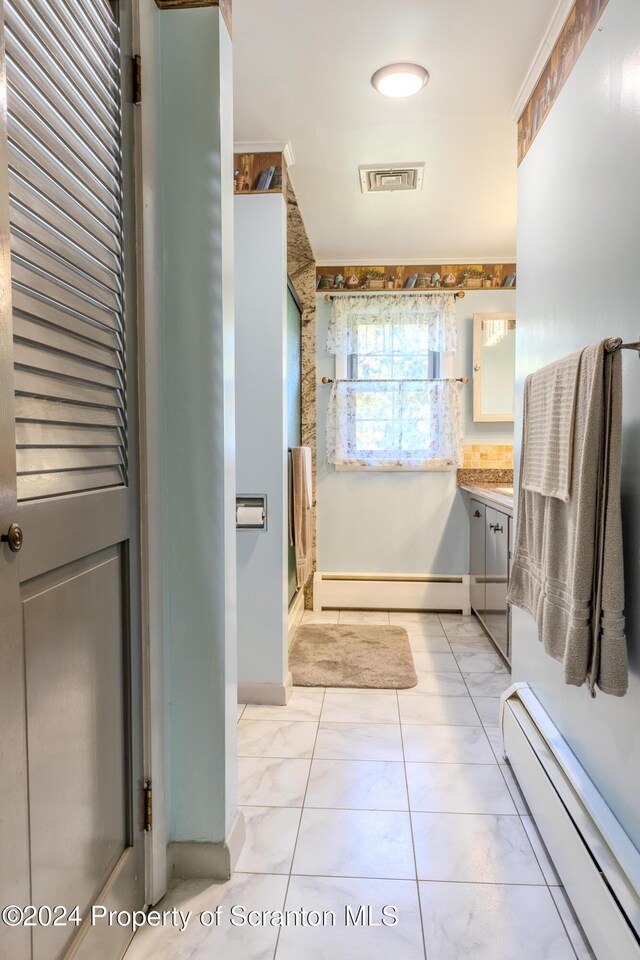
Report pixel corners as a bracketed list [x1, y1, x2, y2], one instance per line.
[8, 0, 126, 499]
[0, 2, 144, 959]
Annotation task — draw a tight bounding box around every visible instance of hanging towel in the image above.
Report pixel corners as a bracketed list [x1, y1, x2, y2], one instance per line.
[521, 350, 581, 502]
[303, 446, 313, 508]
[290, 446, 313, 589]
[509, 340, 627, 697]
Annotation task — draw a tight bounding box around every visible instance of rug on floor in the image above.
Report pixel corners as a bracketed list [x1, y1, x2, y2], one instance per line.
[289, 623, 417, 689]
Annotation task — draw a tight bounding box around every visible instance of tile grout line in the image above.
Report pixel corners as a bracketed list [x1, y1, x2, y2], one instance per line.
[548, 888, 587, 960]
[510, 787, 582, 959]
[442, 613, 582, 956]
[247, 612, 581, 958]
[397, 687, 429, 960]
[271, 685, 326, 960]
[237, 868, 556, 887]
[483, 683, 581, 959]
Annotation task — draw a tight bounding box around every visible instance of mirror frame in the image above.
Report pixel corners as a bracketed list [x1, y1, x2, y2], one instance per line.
[473, 312, 516, 422]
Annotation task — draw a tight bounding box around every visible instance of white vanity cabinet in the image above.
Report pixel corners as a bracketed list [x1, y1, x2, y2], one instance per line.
[468, 493, 512, 663]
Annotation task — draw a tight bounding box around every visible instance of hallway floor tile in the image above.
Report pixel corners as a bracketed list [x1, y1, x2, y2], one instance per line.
[237, 719, 318, 759]
[402, 723, 495, 763]
[305, 758, 408, 810]
[314, 721, 404, 761]
[406, 762, 517, 814]
[126, 610, 593, 960]
[277, 876, 425, 960]
[419, 882, 576, 959]
[236, 806, 302, 874]
[292, 807, 415, 879]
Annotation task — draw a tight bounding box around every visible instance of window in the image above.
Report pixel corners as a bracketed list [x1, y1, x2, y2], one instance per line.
[344, 324, 440, 464]
[325, 294, 463, 471]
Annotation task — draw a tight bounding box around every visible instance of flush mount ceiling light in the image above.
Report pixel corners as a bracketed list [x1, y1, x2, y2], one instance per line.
[371, 62, 429, 98]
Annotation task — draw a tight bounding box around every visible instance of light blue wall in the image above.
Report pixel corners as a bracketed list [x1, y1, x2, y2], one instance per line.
[158, 9, 237, 844]
[514, 0, 640, 848]
[235, 194, 289, 688]
[316, 290, 515, 574]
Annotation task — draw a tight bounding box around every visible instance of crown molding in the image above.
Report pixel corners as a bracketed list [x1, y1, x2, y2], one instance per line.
[315, 257, 517, 268]
[511, 0, 575, 122]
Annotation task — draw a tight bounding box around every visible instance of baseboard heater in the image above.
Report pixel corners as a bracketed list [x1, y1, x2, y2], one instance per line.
[501, 684, 640, 960]
[313, 572, 471, 614]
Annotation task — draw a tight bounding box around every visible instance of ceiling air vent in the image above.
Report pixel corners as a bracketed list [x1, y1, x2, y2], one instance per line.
[359, 163, 425, 194]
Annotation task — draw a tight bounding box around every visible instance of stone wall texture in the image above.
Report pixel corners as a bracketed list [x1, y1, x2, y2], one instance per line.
[286, 179, 316, 607]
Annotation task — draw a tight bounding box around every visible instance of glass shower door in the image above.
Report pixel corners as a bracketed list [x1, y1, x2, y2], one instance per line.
[287, 283, 302, 604]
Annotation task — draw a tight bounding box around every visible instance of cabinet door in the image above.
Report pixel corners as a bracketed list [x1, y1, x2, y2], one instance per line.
[470, 499, 486, 616]
[507, 515, 513, 660]
[485, 508, 509, 659]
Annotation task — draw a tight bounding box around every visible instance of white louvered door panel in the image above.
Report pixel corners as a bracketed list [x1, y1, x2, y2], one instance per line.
[0, 3, 145, 958]
[5, 0, 127, 501]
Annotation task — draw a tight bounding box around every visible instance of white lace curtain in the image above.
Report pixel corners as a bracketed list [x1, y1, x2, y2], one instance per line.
[326, 380, 463, 468]
[327, 293, 458, 355]
[325, 293, 463, 469]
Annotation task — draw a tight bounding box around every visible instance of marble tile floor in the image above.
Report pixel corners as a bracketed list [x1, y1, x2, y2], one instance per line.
[126, 611, 594, 960]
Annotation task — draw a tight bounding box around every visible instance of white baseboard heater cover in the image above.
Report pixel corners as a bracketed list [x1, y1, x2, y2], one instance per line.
[501, 684, 640, 960]
[312, 572, 471, 614]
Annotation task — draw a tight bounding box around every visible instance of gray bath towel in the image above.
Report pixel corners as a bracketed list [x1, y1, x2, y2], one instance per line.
[509, 340, 627, 696]
[521, 350, 581, 502]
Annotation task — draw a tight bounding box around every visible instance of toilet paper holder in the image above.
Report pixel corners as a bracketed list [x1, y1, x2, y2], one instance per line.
[236, 495, 267, 531]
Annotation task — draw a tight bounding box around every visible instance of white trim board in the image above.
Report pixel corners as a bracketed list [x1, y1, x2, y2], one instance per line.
[511, 0, 575, 122]
[168, 811, 246, 882]
[313, 572, 471, 615]
[238, 672, 294, 706]
[315, 257, 517, 268]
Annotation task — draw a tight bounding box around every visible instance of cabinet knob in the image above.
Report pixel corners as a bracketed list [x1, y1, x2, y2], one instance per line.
[489, 523, 504, 534]
[473, 510, 481, 518]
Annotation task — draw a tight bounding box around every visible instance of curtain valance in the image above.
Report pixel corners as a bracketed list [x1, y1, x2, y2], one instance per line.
[326, 293, 458, 355]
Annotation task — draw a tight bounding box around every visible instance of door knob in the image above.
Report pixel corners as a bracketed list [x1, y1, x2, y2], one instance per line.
[2, 522, 23, 553]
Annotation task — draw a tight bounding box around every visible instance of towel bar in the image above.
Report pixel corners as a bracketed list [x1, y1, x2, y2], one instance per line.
[321, 376, 469, 385]
[324, 291, 466, 301]
[605, 337, 640, 354]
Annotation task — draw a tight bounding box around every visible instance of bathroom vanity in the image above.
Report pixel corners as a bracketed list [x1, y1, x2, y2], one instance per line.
[462, 484, 513, 664]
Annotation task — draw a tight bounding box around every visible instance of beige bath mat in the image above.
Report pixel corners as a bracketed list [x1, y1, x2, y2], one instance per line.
[289, 624, 417, 689]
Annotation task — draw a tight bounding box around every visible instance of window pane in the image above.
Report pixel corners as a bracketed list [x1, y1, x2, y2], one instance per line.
[392, 356, 429, 379]
[347, 322, 447, 463]
[356, 419, 396, 452]
[358, 356, 395, 379]
[355, 391, 394, 422]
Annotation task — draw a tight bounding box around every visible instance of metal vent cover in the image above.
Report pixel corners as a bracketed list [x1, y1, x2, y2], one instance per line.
[359, 163, 425, 194]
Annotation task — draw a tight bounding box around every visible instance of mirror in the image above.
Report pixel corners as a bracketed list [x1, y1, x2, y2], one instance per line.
[473, 312, 516, 421]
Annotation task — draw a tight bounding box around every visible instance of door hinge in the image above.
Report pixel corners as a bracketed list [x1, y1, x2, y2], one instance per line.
[144, 779, 152, 832]
[132, 54, 142, 105]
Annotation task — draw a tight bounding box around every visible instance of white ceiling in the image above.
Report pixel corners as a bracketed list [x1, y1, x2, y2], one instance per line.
[233, 0, 558, 264]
